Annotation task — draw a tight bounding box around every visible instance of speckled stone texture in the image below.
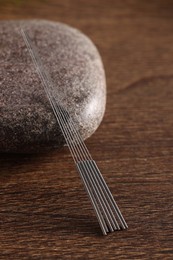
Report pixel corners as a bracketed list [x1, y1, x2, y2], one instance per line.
[0, 20, 106, 153]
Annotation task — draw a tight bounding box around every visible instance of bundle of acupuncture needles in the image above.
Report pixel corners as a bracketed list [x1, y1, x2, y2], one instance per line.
[21, 28, 128, 235]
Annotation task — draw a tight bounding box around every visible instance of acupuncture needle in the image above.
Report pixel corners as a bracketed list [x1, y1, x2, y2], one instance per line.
[21, 28, 128, 235]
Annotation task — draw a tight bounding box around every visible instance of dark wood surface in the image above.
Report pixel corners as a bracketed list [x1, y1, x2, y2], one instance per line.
[1, 1, 173, 259]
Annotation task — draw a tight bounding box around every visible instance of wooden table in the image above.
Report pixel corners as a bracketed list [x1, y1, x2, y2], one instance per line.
[1, 1, 173, 259]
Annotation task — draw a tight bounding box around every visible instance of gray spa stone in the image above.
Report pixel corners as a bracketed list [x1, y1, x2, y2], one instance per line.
[0, 20, 106, 153]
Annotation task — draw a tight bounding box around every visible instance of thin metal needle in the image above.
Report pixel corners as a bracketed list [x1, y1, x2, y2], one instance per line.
[20, 27, 128, 235]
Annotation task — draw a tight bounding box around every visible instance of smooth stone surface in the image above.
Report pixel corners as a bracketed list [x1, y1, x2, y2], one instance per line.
[0, 20, 106, 153]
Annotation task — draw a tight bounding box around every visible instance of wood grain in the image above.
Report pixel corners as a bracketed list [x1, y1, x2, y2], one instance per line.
[0, 0, 173, 259]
